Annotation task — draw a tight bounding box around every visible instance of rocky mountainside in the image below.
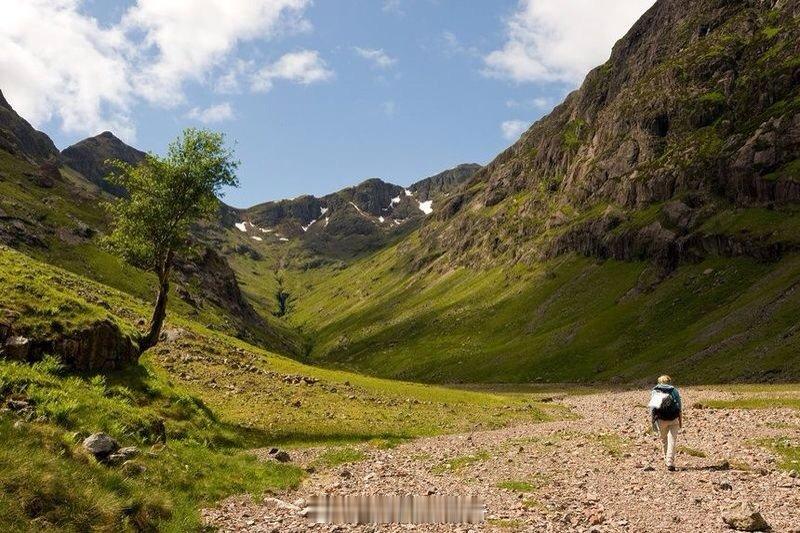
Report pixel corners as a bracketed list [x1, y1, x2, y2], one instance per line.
[61, 131, 147, 196]
[0, 90, 59, 163]
[224, 163, 479, 259]
[408, 163, 481, 201]
[274, 0, 800, 384]
[415, 0, 800, 271]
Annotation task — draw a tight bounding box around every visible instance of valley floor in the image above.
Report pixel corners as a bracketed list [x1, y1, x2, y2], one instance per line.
[203, 387, 800, 532]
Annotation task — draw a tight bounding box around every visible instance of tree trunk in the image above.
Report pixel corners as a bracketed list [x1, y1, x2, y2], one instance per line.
[141, 251, 174, 351]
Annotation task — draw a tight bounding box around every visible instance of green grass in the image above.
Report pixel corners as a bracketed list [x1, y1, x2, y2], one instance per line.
[762, 438, 800, 471]
[0, 245, 552, 530]
[281, 238, 800, 383]
[431, 451, 491, 474]
[704, 397, 800, 410]
[597, 434, 630, 457]
[677, 446, 707, 458]
[313, 447, 366, 468]
[0, 357, 303, 531]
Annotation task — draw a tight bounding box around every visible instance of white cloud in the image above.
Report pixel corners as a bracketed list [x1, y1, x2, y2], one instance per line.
[501, 119, 529, 140]
[0, 0, 320, 141]
[250, 50, 334, 92]
[484, 0, 655, 84]
[123, 0, 312, 106]
[0, 0, 135, 140]
[186, 102, 234, 124]
[353, 47, 397, 69]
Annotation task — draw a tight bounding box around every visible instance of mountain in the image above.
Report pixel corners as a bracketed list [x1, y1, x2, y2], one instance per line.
[222, 163, 479, 259]
[274, 0, 800, 384]
[409, 163, 481, 201]
[418, 0, 800, 269]
[0, 89, 59, 163]
[61, 131, 147, 196]
[0, 94, 295, 355]
[2, 0, 799, 386]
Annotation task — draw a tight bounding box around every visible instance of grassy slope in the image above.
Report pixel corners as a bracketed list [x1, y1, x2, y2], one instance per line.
[280, 224, 800, 384]
[0, 245, 547, 530]
[0, 148, 309, 353]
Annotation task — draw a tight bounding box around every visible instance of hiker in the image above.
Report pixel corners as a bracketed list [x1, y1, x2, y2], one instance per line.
[648, 375, 683, 471]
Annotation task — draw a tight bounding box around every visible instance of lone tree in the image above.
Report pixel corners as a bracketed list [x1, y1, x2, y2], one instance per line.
[105, 128, 238, 351]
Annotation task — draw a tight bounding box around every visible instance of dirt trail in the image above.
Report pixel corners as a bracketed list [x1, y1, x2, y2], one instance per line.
[203, 389, 800, 532]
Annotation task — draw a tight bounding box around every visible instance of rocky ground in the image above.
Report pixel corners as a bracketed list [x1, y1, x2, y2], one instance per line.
[202, 389, 800, 532]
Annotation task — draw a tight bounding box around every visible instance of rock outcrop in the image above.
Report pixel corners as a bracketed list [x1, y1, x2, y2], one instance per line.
[0, 318, 139, 371]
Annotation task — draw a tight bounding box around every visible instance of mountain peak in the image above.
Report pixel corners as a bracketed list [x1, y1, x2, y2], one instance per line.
[61, 131, 146, 196]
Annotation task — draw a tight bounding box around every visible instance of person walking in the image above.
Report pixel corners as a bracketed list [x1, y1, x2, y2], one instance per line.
[648, 375, 683, 471]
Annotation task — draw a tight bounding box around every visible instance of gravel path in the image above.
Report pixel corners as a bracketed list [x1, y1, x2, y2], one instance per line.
[203, 388, 800, 532]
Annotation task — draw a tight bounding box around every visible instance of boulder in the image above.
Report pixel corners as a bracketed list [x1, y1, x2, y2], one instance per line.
[272, 450, 291, 463]
[120, 460, 146, 477]
[722, 502, 771, 531]
[82, 433, 119, 459]
[52, 319, 139, 371]
[3, 336, 30, 360]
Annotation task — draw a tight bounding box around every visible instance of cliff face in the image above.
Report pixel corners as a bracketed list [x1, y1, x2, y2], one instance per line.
[419, 0, 800, 270]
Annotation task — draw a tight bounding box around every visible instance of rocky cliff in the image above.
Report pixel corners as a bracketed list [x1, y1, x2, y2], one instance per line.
[417, 0, 800, 271]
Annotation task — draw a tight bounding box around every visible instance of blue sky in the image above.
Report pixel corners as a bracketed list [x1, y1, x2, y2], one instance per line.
[0, 0, 654, 207]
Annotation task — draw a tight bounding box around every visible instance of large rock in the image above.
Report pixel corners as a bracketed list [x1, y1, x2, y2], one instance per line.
[722, 502, 771, 532]
[82, 433, 119, 459]
[2, 320, 139, 371]
[3, 336, 30, 360]
[52, 319, 139, 371]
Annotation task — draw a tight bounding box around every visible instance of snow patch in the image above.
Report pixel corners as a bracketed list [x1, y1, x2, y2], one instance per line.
[378, 216, 385, 223]
[251, 236, 263, 241]
[279, 237, 289, 242]
[390, 196, 401, 205]
[320, 206, 329, 215]
[349, 201, 368, 216]
[260, 227, 274, 233]
[324, 216, 330, 227]
[301, 219, 317, 232]
[404, 189, 413, 197]
[234, 221, 248, 232]
[418, 200, 433, 215]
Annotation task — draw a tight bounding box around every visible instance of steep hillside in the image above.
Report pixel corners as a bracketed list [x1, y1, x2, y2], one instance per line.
[419, 0, 800, 269]
[281, 0, 800, 383]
